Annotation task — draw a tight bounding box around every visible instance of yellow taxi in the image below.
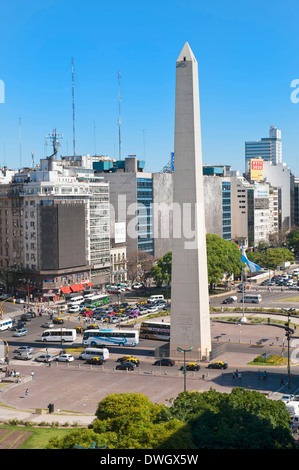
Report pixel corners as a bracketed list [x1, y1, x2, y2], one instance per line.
[180, 362, 200, 371]
[116, 355, 140, 366]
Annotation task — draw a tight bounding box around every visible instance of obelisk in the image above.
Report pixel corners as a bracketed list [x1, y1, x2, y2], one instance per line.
[169, 42, 212, 360]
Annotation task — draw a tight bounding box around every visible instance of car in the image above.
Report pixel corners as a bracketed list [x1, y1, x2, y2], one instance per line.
[280, 394, 294, 403]
[180, 362, 200, 371]
[54, 353, 74, 362]
[42, 321, 54, 328]
[21, 313, 32, 322]
[207, 361, 228, 369]
[14, 346, 33, 354]
[109, 316, 119, 323]
[116, 362, 135, 371]
[35, 354, 54, 363]
[53, 317, 64, 324]
[14, 352, 33, 360]
[10, 321, 26, 330]
[117, 356, 140, 366]
[153, 358, 175, 367]
[85, 357, 104, 365]
[120, 314, 129, 321]
[147, 307, 158, 313]
[13, 328, 28, 337]
[68, 305, 80, 313]
[15, 298, 25, 304]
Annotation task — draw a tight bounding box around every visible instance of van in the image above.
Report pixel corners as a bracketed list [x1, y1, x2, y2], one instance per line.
[79, 347, 109, 361]
[68, 295, 84, 306]
[148, 295, 164, 303]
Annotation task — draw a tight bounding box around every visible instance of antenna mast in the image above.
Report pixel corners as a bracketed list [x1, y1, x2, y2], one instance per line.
[72, 57, 76, 156]
[118, 69, 122, 160]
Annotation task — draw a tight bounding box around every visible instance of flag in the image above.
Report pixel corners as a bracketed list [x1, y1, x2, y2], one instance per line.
[241, 245, 262, 273]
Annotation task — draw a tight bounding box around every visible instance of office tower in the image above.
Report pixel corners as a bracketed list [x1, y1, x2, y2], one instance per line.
[170, 42, 211, 360]
[245, 126, 282, 175]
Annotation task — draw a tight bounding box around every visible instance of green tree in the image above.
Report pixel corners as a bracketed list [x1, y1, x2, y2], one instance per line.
[151, 251, 172, 287]
[286, 229, 299, 257]
[165, 388, 295, 449]
[206, 234, 242, 288]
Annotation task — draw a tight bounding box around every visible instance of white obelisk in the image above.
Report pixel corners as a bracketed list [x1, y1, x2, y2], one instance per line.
[170, 42, 211, 360]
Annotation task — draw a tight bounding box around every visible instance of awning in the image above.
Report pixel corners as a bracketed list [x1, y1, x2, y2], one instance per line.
[70, 284, 84, 292]
[60, 286, 71, 294]
[84, 282, 93, 288]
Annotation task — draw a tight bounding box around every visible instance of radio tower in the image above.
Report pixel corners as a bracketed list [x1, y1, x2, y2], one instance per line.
[118, 69, 122, 160]
[72, 57, 76, 156]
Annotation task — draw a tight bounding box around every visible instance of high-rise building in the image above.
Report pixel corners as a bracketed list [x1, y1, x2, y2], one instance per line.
[245, 126, 282, 175]
[0, 157, 111, 299]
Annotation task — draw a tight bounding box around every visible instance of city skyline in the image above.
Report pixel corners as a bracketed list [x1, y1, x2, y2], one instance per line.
[0, 1, 299, 176]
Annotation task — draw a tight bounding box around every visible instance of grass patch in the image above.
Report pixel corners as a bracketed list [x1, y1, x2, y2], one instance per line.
[276, 296, 299, 302]
[248, 354, 287, 366]
[0, 424, 75, 449]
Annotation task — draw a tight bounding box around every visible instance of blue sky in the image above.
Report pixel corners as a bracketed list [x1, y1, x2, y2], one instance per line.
[0, 0, 299, 175]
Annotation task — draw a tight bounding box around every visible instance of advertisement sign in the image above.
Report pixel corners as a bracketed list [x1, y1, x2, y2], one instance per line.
[115, 222, 126, 244]
[250, 159, 264, 180]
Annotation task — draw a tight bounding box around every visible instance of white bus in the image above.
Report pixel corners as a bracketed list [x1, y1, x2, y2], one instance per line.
[41, 328, 77, 343]
[82, 328, 139, 347]
[79, 347, 109, 361]
[0, 318, 12, 331]
[243, 294, 262, 303]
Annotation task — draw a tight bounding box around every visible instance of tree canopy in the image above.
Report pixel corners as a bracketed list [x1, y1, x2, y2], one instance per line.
[47, 389, 295, 449]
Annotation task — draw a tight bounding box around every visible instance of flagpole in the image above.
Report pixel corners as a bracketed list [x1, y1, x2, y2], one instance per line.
[241, 244, 247, 323]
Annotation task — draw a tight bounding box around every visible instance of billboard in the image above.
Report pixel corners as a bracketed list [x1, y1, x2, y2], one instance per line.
[115, 222, 126, 244]
[250, 159, 264, 180]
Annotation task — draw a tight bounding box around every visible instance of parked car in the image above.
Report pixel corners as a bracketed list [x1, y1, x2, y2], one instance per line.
[35, 354, 54, 363]
[153, 358, 175, 367]
[42, 321, 54, 328]
[120, 314, 129, 321]
[54, 354, 74, 362]
[207, 361, 228, 369]
[14, 346, 33, 354]
[180, 362, 200, 371]
[13, 328, 27, 337]
[85, 357, 104, 365]
[116, 362, 135, 371]
[280, 394, 295, 403]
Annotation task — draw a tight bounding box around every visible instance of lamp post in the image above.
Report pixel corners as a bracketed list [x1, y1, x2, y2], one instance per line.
[283, 308, 295, 390]
[177, 346, 193, 392]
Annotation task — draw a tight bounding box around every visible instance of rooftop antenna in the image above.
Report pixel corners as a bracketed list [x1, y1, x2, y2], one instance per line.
[45, 129, 63, 159]
[31, 149, 35, 168]
[19, 117, 22, 169]
[118, 69, 122, 160]
[72, 57, 76, 156]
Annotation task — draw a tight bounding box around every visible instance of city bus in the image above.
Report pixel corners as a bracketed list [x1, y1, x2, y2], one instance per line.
[84, 294, 110, 308]
[139, 321, 170, 341]
[82, 328, 139, 347]
[41, 328, 77, 343]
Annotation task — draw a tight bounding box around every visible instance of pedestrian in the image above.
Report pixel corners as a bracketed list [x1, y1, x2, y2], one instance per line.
[280, 377, 284, 386]
[24, 389, 29, 398]
[263, 370, 267, 380]
[257, 370, 261, 380]
[31, 371, 34, 380]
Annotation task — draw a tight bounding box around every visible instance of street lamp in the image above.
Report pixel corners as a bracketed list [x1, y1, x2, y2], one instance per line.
[283, 308, 295, 390]
[177, 346, 193, 392]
